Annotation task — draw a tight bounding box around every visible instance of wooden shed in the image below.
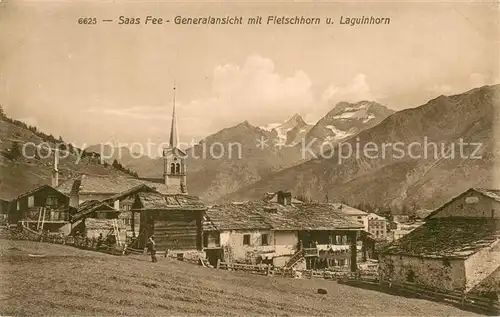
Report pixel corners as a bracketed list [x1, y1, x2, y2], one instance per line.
[132, 192, 206, 251]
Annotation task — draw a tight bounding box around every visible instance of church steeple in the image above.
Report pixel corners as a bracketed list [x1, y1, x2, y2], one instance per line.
[163, 83, 187, 194]
[169, 84, 179, 149]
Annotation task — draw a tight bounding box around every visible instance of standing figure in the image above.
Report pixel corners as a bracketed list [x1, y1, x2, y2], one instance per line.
[147, 236, 157, 262]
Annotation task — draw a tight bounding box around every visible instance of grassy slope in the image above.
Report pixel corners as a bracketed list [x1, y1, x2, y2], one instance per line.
[0, 118, 128, 200]
[0, 240, 479, 316]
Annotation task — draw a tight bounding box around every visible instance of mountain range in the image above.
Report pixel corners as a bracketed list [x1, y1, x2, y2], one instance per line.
[223, 85, 499, 211]
[2, 84, 497, 213]
[87, 100, 394, 203]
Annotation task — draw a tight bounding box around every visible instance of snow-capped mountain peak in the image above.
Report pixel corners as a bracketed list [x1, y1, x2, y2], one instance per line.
[260, 114, 313, 145]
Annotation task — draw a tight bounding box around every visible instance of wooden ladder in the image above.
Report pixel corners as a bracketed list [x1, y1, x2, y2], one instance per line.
[112, 219, 122, 246]
[36, 207, 46, 232]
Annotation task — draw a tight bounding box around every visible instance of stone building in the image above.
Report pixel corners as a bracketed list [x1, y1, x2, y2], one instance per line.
[379, 188, 500, 293]
[203, 192, 368, 271]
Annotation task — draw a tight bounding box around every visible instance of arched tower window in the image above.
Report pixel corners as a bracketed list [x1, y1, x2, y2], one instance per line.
[175, 163, 181, 174]
[170, 163, 175, 174]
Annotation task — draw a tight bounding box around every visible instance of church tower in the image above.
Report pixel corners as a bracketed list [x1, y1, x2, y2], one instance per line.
[163, 85, 188, 194]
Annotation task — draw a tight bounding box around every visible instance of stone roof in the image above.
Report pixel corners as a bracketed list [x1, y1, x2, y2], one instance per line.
[202, 215, 218, 232]
[263, 192, 304, 204]
[330, 203, 368, 216]
[426, 188, 500, 219]
[72, 200, 116, 222]
[205, 205, 272, 231]
[16, 184, 68, 200]
[103, 184, 158, 203]
[56, 175, 178, 196]
[85, 218, 126, 230]
[382, 218, 500, 259]
[134, 192, 205, 211]
[205, 200, 364, 231]
[474, 188, 500, 202]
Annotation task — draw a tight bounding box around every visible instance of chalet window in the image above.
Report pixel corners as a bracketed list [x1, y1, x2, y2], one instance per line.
[46, 196, 58, 208]
[243, 234, 250, 246]
[406, 269, 416, 282]
[203, 233, 209, 248]
[27, 196, 35, 208]
[261, 234, 269, 246]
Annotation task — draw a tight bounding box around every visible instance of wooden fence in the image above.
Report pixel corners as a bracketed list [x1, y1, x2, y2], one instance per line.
[216, 261, 362, 279]
[339, 278, 499, 314]
[4, 226, 126, 255]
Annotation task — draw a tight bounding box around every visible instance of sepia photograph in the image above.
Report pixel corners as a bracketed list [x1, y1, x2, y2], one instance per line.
[0, 0, 499, 315]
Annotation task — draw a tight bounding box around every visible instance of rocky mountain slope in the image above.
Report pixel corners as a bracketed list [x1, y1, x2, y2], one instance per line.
[304, 101, 394, 156]
[260, 113, 313, 146]
[0, 114, 131, 201]
[223, 85, 499, 211]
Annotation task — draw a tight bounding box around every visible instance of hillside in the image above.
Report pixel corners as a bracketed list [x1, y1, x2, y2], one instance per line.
[223, 85, 499, 211]
[0, 113, 132, 201]
[0, 239, 478, 316]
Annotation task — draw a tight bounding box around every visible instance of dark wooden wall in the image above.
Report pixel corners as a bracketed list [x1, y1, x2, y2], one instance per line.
[140, 210, 202, 251]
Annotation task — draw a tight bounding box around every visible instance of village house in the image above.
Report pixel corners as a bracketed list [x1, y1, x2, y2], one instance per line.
[56, 174, 176, 208]
[367, 212, 388, 241]
[332, 203, 369, 230]
[392, 219, 425, 240]
[204, 191, 369, 272]
[131, 191, 205, 252]
[379, 188, 500, 293]
[8, 184, 73, 234]
[203, 204, 274, 266]
[70, 200, 126, 242]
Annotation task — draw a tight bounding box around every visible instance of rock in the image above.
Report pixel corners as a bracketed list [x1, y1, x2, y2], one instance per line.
[317, 288, 327, 294]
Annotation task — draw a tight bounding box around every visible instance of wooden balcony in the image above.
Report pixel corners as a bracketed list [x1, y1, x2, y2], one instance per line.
[303, 247, 318, 257]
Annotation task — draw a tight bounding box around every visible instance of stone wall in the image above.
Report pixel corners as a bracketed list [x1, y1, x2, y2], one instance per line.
[431, 191, 500, 219]
[464, 239, 500, 292]
[379, 254, 466, 291]
[220, 230, 275, 262]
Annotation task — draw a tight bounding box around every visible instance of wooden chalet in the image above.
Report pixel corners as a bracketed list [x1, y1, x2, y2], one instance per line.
[205, 191, 369, 271]
[70, 200, 125, 241]
[131, 191, 206, 251]
[9, 184, 73, 233]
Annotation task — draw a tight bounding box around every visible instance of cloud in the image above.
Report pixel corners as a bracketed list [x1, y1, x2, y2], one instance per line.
[81, 64, 385, 143]
[321, 74, 378, 104]
[302, 73, 381, 122]
[79, 55, 315, 142]
[205, 55, 314, 123]
[469, 73, 486, 87]
[427, 83, 454, 94]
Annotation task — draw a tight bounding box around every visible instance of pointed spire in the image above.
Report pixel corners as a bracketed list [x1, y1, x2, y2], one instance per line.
[169, 82, 179, 149]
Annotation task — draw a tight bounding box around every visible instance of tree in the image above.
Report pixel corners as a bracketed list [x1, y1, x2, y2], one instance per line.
[7, 141, 22, 160]
[0, 104, 5, 118]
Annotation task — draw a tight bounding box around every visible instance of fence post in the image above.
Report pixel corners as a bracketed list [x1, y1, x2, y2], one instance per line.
[216, 259, 221, 269]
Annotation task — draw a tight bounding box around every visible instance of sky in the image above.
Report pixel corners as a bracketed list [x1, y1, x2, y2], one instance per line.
[0, 0, 498, 147]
